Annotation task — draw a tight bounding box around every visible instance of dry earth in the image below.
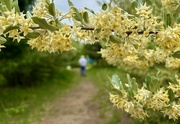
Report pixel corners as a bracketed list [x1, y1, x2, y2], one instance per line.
[39, 77, 104, 124]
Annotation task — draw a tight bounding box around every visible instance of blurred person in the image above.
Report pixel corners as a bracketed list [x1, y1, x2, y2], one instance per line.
[78, 55, 87, 76]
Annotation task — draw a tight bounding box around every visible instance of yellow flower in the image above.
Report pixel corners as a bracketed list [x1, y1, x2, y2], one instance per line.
[13, 35, 25, 42]
[157, 26, 180, 51]
[165, 57, 180, 69]
[20, 26, 32, 36]
[135, 87, 151, 104]
[136, 3, 152, 18]
[147, 88, 169, 110]
[124, 101, 134, 112]
[130, 102, 149, 120]
[161, 102, 180, 120]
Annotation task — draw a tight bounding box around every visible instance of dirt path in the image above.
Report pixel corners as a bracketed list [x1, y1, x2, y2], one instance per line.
[39, 77, 104, 124]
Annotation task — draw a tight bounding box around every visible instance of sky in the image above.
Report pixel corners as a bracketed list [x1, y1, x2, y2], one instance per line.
[54, 0, 109, 13]
[54, 0, 109, 24]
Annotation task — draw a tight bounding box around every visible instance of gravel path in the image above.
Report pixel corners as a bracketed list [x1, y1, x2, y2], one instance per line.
[39, 77, 104, 124]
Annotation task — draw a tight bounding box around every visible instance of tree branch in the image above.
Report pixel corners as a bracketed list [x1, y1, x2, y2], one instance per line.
[30, 26, 158, 35]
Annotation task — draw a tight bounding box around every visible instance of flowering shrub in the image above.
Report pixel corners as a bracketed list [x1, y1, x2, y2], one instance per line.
[0, 0, 179, 120]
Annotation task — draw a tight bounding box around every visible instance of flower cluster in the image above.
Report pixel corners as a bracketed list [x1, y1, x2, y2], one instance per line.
[0, 8, 33, 42]
[161, 103, 180, 120]
[146, 88, 169, 110]
[32, 0, 49, 18]
[157, 25, 180, 51]
[27, 24, 75, 53]
[110, 82, 180, 120]
[94, 4, 180, 69]
[0, 0, 76, 53]
[134, 87, 151, 104]
[109, 93, 149, 120]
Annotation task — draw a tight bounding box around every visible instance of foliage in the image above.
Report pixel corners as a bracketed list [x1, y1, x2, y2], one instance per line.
[0, 44, 79, 86]
[0, 0, 179, 121]
[0, 69, 79, 124]
[1, 50, 56, 86]
[82, 42, 101, 59]
[18, 0, 35, 12]
[82, 42, 109, 66]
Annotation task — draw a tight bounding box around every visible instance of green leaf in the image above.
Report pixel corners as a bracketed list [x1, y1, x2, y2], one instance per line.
[12, 0, 20, 13]
[109, 74, 124, 90]
[109, 89, 123, 96]
[145, 74, 152, 90]
[131, 0, 138, 9]
[49, 3, 56, 17]
[127, 74, 132, 89]
[168, 89, 175, 102]
[84, 7, 95, 15]
[127, 87, 134, 97]
[148, 81, 160, 92]
[32, 17, 56, 32]
[102, 3, 107, 10]
[168, 76, 177, 84]
[55, 19, 63, 29]
[145, 74, 151, 83]
[71, 7, 82, 22]
[68, 0, 74, 6]
[3, 25, 19, 34]
[110, 35, 121, 43]
[172, 51, 180, 59]
[143, 82, 147, 88]
[83, 11, 89, 23]
[166, 14, 171, 26]
[156, 71, 163, 78]
[26, 32, 41, 39]
[108, 75, 120, 90]
[132, 78, 138, 93]
[137, 0, 142, 8]
[0, 36, 7, 44]
[0, 0, 12, 11]
[45, 0, 50, 5]
[172, 5, 180, 22]
[109, 0, 113, 8]
[125, 74, 135, 97]
[0, 3, 8, 12]
[147, 42, 156, 49]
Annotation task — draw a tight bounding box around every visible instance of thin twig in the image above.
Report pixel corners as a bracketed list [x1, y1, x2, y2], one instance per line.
[29, 26, 158, 35]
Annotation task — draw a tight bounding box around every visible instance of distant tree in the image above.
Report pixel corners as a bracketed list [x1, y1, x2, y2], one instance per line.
[83, 43, 101, 60]
[82, 42, 109, 66]
[18, 0, 35, 12]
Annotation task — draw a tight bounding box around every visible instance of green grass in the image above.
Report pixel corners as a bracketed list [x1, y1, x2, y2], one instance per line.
[88, 67, 131, 124]
[0, 69, 80, 124]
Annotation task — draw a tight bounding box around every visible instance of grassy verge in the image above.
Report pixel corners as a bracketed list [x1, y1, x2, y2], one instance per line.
[0, 69, 80, 124]
[88, 67, 131, 124]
